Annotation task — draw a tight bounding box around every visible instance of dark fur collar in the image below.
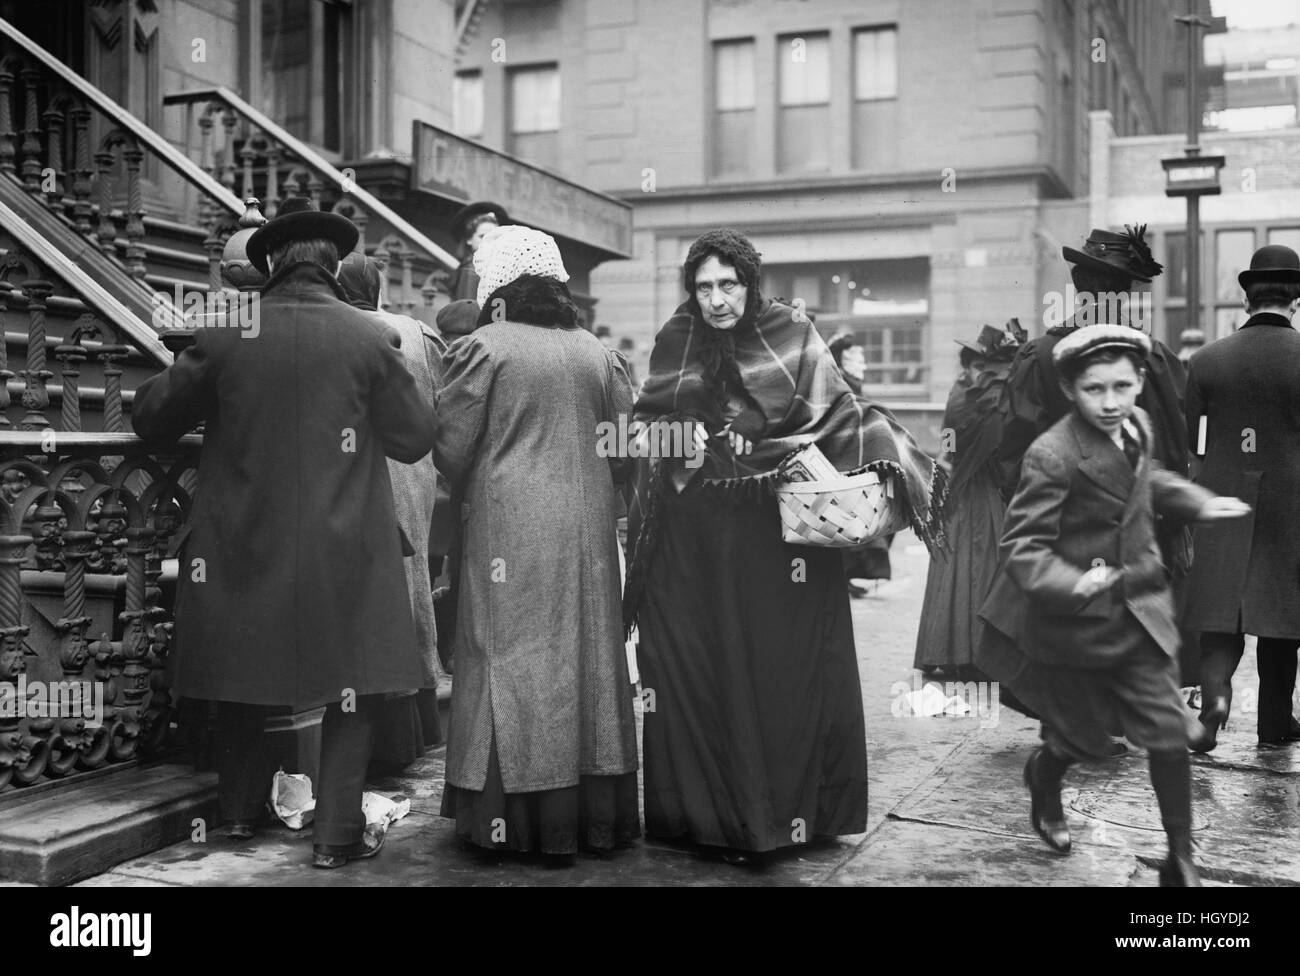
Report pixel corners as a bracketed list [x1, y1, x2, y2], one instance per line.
[476, 274, 579, 328]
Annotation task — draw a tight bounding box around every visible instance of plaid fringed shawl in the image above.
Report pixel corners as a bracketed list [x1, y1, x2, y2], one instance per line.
[623, 299, 948, 635]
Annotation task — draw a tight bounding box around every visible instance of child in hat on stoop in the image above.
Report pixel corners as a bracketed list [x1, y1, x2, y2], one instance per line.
[976, 324, 1250, 886]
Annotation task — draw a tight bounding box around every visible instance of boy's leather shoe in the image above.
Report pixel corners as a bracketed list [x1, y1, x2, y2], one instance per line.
[1024, 748, 1071, 855]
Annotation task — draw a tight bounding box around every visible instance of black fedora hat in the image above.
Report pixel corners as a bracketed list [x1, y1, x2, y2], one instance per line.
[449, 200, 509, 242]
[246, 196, 360, 275]
[1062, 224, 1163, 283]
[1238, 244, 1300, 288]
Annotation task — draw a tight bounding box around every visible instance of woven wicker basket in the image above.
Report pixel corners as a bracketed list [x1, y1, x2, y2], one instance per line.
[776, 469, 909, 548]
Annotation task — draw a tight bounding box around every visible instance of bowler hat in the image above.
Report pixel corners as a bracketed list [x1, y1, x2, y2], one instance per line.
[246, 197, 360, 275]
[450, 201, 509, 242]
[1062, 224, 1163, 283]
[1238, 244, 1300, 288]
[1052, 323, 1152, 369]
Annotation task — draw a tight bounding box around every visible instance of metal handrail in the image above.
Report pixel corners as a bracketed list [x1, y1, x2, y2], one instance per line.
[0, 17, 243, 220]
[164, 86, 459, 271]
[0, 197, 173, 362]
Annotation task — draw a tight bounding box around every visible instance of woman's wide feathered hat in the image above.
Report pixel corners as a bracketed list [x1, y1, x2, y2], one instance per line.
[246, 196, 360, 275]
[1062, 224, 1163, 283]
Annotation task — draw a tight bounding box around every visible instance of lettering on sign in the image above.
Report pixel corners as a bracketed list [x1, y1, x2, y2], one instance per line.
[412, 123, 632, 257]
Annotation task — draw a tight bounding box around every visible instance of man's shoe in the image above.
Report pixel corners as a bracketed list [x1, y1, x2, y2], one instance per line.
[1258, 716, 1300, 746]
[1024, 748, 1071, 855]
[225, 820, 257, 841]
[1189, 696, 1229, 753]
[312, 823, 387, 869]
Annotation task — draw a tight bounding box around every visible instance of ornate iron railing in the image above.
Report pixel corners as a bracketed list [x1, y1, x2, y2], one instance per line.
[163, 86, 458, 318]
[0, 433, 199, 792]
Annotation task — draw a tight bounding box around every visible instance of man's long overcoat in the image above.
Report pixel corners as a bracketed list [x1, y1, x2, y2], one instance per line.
[132, 262, 436, 709]
[1181, 312, 1300, 638]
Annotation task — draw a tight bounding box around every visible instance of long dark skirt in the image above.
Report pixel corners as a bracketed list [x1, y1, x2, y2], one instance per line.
[637, 486, 869, 852]
[441, 735, 640, 855]
[914, 466, 1004, 674]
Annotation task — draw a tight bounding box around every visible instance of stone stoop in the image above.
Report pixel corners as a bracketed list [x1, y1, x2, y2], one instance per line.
[0, 763, 218, 887]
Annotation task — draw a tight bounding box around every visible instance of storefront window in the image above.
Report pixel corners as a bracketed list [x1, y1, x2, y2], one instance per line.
[763, 257, 929, 392]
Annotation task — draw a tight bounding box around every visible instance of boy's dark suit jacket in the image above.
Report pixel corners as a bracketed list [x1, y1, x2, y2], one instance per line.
[978, 407, 1213, 680]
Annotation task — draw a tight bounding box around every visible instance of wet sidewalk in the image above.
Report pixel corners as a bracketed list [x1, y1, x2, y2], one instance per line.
[68, 535, 1300, 887]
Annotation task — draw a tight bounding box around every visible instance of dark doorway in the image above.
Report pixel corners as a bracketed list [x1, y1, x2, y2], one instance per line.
[0, 0, 87, 76]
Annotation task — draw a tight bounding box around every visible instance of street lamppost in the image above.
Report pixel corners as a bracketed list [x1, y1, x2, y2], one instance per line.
[1164, 1, 1226, 349]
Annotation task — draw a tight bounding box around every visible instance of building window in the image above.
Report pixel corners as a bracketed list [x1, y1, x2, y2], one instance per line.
[508, 64, 560, 169]
[261, 0, 354, 154]
[1268, 227, 1300, 252]
[852, 26, 898, 170]
[763, 257, 930, 393]
[777, 32, 830, 174]
[712, 39, 756, 178]
[453, 71, 484, 139]
[1161, 225, 1300, 345]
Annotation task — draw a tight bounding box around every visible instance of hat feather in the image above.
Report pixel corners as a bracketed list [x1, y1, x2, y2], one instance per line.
[1124, 224, 1164, 279]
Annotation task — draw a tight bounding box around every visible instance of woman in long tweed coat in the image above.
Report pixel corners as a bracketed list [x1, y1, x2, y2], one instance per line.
[434, 226, 639, 856]
[338, 254, 446, 762]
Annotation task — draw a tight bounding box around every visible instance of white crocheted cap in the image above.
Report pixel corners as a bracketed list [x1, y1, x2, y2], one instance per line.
[474, 224, 570, 307]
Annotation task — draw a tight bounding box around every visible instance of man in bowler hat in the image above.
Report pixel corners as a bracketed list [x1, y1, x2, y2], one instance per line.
[133, 197, 436, 867]
[1181, 244, 1300, 750]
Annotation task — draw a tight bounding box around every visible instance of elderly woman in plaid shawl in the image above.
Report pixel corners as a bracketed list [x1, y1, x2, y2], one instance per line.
[623, 228, 946, 862]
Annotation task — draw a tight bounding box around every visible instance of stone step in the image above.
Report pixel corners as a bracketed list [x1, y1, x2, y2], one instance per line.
[0, 762, 217, 886]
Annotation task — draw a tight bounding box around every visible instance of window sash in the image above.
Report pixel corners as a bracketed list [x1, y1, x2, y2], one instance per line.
[510, 65, 560, 134]
[454, 71, 484, 137]
[715, 39, 755, 110]
[854, 27, 897, 101]
[779, 33, 830, 106]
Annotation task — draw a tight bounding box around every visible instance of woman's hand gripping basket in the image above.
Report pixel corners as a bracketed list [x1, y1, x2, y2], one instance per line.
[775, 443, 909, 548]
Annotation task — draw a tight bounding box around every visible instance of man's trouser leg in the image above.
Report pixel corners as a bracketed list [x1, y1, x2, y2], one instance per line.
[1256, 637, 1299, 740]
[1198, 631, 1244, 718]
[216, 701, 277, 823]
[312, 694, 379, 848]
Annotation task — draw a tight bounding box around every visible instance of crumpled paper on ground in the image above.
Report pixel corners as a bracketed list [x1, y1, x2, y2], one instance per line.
[269, 769, 412, 831]
[898, 683, 972, 718]
[269, 770, 316, 829]
[362, 791, 411, 830]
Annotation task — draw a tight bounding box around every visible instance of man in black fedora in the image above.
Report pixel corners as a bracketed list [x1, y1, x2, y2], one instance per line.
[446, 200, 509, 303]
[1181, 243, 1300, 750]
[133, 196, 436, 868]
